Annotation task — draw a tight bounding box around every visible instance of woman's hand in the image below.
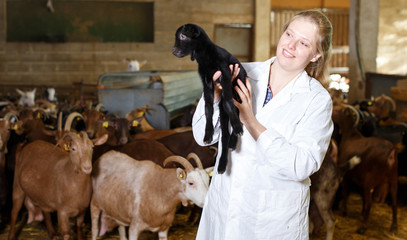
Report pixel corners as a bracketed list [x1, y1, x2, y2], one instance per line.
[233, 79, 254, 126]
[212, 64, 240, 103]
[234, 76, 266, 140]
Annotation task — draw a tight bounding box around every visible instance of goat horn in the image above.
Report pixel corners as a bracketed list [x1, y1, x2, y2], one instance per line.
[163, 155, 194, 173]
[64, 112, 84, 131]
[95, 103, 104, 112]
[209, 146, 218, 158]
[342, 104, 360, 127]
[4, 112, 19, 122]
[382, 95, 397, 112]
[35, 99, 53, 109]
[57, 112, 62, 132]
[186, 152, 203, 169]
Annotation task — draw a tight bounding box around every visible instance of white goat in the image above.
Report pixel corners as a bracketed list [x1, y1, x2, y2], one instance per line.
[16, 88, 36, 107]
[91, 151, 211, 240]
[124, 58, 147, 71]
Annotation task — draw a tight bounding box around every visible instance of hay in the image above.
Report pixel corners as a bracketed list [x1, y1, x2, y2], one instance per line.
[0, 193, 406, 239]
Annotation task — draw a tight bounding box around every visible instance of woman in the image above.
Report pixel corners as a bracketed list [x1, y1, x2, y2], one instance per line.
[192, 10, 334, 239]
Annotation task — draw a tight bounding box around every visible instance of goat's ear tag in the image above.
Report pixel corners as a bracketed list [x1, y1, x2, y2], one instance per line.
[37, 113, 41, 119]
[64, 144, 70, 152]
[52, 104, 56, 108]
[13, 124, 18, 130]
[136, 112, 144, 118]
[76, 117, 81, 121]
[77, 133, 81, 138]
[132, 120, 139, 127]
[178, 173, 183, 179]
[103, 121, 109, 128]
[209, 170, 214, 177]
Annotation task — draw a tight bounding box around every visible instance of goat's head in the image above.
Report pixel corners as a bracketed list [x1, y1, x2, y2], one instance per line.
[368, 94, 397, 120]
[96, 117, 130, 146]
[82, 109, 105, 138]
[46, 88, 56, 102]
[332, 104, 360, 129]
[163, 153, 211, 208]
[57, 131, 108, 174]
[124, 59, 147, 71]
[16, 88, 36, 107]
[172, 24, 206, 61]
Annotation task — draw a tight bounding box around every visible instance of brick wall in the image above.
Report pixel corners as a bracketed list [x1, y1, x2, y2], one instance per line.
[0, 0, 254, 95]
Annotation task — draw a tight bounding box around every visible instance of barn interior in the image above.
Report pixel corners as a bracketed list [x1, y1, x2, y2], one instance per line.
[0, 0, 407, 239]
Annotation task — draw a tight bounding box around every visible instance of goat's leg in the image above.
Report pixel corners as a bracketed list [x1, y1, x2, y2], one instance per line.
[57, 211, 71, 240]
[220, 70, 242, 136]
[128, 220, 141, 240]
[339, 180, 349, 216]
[75, 211, 86, 240]
[90, 198, 101, 240]
[43, 212, 57, 239]
[357, 187, 373, 234]
[202, 77, 215, 144]
[7, 184, 25, 240]
[314, 195, 336, 240]
[389, 178, 398, 233]
[218, 103, 230, 174]
[118, 226, 128, 240]
[25, 197, 44, 224]
[158, 228, 169, 240]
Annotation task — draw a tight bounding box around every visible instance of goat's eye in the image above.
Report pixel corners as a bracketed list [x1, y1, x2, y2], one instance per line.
[72, 147, 76, 151]
[180, 33, 187, 40]
[188, 182, 194, 186]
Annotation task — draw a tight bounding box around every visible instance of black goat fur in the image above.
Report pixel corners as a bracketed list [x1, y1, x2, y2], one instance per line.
[172, 23, 247, 174]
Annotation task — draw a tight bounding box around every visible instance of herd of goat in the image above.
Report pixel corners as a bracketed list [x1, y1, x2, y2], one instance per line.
[0, 87, 406, 240]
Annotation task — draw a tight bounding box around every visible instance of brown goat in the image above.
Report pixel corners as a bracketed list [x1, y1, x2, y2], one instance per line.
[8, 131, 107, 240]
[95, 117, 131, 146]
[332, 104, 398, 234]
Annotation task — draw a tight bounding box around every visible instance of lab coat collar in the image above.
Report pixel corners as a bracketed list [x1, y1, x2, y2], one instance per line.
[244, 57, 312, 116]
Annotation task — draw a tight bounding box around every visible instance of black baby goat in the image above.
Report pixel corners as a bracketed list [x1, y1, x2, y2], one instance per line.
[172, 23, 247, 174]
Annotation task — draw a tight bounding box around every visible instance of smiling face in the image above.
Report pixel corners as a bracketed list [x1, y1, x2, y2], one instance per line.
[276, 17, 321, 73]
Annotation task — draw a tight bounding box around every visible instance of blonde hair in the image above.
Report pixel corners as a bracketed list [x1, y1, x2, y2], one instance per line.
[283, 10, 333, 88]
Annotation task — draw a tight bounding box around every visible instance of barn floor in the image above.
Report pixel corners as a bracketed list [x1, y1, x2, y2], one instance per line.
[0, 193, 407, 240]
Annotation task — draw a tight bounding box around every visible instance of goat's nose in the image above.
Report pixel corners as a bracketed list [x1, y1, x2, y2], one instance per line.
[82, 165, 92, 174]
[120, 137, 128, 145]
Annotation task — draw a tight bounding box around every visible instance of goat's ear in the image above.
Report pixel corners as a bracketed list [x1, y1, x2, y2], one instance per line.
[176, 168, 186, 181]
[190, 50, 195, 61]
[191, 25, 201, 38]
[205, 167, 214, 177]
[16, 89, 24, 95]
[93, 133, 108, 146]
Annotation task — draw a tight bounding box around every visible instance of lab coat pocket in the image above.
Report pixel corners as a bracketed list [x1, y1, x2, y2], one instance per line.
[255, 190, 301, 239]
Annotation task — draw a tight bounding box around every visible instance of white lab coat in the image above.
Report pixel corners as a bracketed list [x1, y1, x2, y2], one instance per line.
[192, 57, 334, 240]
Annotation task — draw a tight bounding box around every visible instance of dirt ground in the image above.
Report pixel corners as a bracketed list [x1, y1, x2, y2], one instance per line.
[0, 193, 406, 240]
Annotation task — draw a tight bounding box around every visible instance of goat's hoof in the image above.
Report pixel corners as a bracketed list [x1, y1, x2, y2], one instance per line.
[203, 136, 213, 144]
[390, 224, 398, 233]
[356, 226, 367, 234]
[233, 126, 243, 135]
